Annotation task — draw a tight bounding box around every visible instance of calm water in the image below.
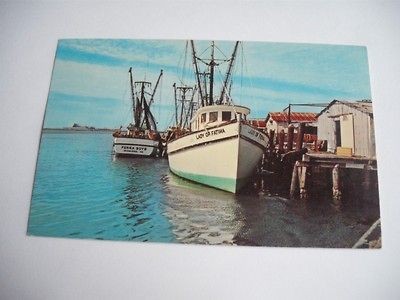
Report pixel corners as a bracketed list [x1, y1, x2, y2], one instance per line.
[28, 131, 380, 247]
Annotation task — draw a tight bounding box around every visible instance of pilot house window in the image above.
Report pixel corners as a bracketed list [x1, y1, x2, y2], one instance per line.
[209, 112, 218, 122]
[222, 111, 231, 121]
[201, 113, 206, 123]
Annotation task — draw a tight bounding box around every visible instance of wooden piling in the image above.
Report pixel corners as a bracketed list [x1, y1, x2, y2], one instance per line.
[298, 164, 308, 200]
[290, 161, 300, 199]
[313, 140, 318, 152]
[296, 123, 305, 151]
[287, 125, 294, 152]
[278, 130, 285, 153]
[269, 129, 275, 151]
[332, 164, 342, 206]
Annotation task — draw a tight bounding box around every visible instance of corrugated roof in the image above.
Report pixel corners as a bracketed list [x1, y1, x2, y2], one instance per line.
[266, 112, 318, 123]
[248, 119, 266, 127]
[317, 100, 373, 117]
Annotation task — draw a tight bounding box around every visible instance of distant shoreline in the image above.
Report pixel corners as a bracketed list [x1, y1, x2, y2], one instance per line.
[43, 128, 116, 132]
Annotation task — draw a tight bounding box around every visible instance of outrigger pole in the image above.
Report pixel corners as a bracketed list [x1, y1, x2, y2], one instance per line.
[149, 70, 163, 106]
[218, 41, 239, 104]
[190, 40, 204, 107]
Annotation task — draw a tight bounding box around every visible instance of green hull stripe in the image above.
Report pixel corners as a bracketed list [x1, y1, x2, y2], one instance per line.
[170, 168, 248, 193]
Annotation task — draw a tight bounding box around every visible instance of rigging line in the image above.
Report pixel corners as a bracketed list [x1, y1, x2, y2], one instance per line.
[240, 42, 244, 103]
[120, 75, 131, 126]
[198, 44, 211, 58]
[214, 44, 229, 60]
[241, 42, 255, 104]
[216, 68, 233, 105]
[176, 43, 185, 82]
[158, 73, 162, 125]
[180, 41, 188, 85]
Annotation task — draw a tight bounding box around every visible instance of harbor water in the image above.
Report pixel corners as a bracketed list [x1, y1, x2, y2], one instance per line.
[28, 131, 380, 247]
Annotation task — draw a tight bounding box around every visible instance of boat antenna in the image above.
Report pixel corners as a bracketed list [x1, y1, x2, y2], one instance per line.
[209, 41, 215, 106]
[218, 41, 239, 104]
[190, 40, 204, 107]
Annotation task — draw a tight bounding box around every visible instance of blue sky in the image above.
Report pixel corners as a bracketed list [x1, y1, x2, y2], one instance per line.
[44, 39, 371, 129]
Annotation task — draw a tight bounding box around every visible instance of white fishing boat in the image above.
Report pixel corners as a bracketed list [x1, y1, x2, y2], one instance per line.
[113, 68, 163, 157]
[167, 41, 268, 193]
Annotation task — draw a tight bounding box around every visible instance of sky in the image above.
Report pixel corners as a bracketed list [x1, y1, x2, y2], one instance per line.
[44, 39, 372, 129]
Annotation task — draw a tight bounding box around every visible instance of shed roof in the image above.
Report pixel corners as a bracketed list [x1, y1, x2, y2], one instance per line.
[266, 112, 317, 123]
[248, 119, 266, 127]
[317, 100, 373, 117]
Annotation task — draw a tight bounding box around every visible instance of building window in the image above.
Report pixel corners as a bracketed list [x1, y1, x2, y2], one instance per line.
[201, 113, 206, 123]
[222, 111, 231, 121]
[209, 112, 218, 122]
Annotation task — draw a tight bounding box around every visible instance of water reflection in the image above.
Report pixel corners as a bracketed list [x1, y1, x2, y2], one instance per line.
[163, 173, 244, 245]
[112, 157, 174, 242]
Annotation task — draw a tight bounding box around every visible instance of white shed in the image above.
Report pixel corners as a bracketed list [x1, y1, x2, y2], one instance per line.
[317, 100, 375, 158]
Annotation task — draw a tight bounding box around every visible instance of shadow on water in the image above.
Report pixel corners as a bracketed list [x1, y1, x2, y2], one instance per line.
[231, 172, 381, 248]
[158, 170, 380, 247]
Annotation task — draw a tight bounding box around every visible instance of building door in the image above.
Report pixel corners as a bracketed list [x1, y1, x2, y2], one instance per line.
[340, 114, 355, 151]
[335, 120, 341, 147]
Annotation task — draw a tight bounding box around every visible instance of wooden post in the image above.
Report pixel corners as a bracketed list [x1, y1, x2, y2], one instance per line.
[296, 123, 305, 151]
[332, 164, 342, 207]
[260, 175, 265, 193]
[278, 130, 285, 153]
[362, 166, 372, 203]
[269, 129, 275, 151]
[287, 125, 294, 152]
[298, 163, 308, 200]
[313, 140, 318, 152]
[290, 161, 300, 199]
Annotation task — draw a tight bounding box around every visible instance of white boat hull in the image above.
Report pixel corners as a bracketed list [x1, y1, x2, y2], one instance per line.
[113, 137, 160, 157]
[167, 121, 268, 193]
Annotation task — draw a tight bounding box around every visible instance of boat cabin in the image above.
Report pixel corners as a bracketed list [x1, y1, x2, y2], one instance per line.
[190, 105, 250, 131]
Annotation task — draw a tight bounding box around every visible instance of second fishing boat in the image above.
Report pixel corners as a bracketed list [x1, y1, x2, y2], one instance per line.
[113, 67, 163, 157]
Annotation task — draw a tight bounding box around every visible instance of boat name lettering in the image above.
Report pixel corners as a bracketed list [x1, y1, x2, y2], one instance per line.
[247, 129, 265, 141]
[121, 145, 147, 152]
[196, 128, 226, 139]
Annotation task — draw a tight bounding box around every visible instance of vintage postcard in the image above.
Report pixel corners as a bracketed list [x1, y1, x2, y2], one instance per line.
[28, 39, 381, 248]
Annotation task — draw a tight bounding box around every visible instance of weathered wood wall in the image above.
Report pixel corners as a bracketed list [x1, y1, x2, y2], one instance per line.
[317, 102, 375, 158]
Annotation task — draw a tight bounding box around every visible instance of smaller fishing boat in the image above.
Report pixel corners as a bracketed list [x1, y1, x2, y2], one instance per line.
[113, 68, 163, 157]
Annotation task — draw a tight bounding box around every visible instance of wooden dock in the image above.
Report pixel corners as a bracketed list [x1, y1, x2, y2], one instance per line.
[289, 152, 378, 207]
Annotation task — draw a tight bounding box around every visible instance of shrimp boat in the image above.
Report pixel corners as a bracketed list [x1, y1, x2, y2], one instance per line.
[113, 68, 163, 157]
[167, 41, 268, 193]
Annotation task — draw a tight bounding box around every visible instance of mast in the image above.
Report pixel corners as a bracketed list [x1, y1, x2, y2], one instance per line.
[149, 70, 163, 106]
[209, 41, 215, 106]
[187, 86, 197, 127]
[128, 67, 136, 123]
[134, 81, 151, 128]
[190, 40, 204, 107]
[173, 84, 195, 128]
[173, 83, 178, 125]
[218, 41, 239, 104]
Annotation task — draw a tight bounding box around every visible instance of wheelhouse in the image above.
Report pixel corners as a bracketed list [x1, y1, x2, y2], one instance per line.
[190, 105, 251, 131]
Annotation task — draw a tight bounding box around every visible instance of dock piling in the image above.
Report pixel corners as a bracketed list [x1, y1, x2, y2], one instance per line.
[278, 130, 285, 153]
[287, 125, 294, 151]
[290, 161, 300, 199]
[269, 129, 275, 151]
[296, 123, 305, 151]
[298, 164, 308, 200]
[332, 164, 342, 207]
